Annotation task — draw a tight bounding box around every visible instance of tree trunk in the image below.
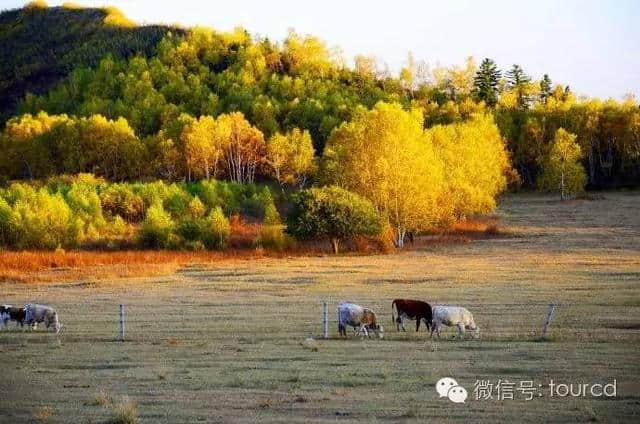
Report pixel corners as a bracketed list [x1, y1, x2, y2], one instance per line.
[560, 171, 565, 201]
[330, 238, 339, 254]
[396, 226, 406, 248]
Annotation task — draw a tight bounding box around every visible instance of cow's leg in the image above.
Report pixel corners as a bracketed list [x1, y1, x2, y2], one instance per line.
[358, 324, 368, 338]
[431, 322, 441, 338]
[457, 323, 465, 339]
[416, 317, 421, 332]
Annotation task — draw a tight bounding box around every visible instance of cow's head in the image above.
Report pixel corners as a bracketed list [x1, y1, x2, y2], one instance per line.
[370, 323, 384, 339]
[470, 324, 480, 339]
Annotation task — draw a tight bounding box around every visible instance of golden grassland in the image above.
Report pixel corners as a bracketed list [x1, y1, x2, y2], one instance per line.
[0, 192, 639, 423]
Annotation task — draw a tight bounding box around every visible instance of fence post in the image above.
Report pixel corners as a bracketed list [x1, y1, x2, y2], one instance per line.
[119, 304, 125, 342]
[541, 304, 556, 340]
[323, 301, 328, 339]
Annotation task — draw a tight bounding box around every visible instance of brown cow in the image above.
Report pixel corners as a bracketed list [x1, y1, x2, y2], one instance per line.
[391, 299, 432, 332]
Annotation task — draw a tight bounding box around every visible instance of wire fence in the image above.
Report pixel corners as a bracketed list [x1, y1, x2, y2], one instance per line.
[0, 299, 607, 344]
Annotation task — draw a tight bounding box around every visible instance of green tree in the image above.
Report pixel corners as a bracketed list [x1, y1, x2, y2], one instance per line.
[506, 64, 532, 108]
[473, 58, 501, 107]
[539, 74, 552, 104]
[286, 186, 381, 254]
[203, 206, 230, 249]
[538, 128, 586, 200]
[140, 201, 173, 248]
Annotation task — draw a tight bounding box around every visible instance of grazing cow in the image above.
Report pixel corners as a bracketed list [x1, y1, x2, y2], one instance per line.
[1, 305, 26, 328]
[337, 302, 384, 339]
[391, 299, 432, 332]
[25, 304, 62, 333]
[430, 305, 479, 339]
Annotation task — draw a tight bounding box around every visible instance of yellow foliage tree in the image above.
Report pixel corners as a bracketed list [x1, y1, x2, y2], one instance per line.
[428, 114, 510, 219]
[181, 115, 220, 180]
[322, 102, 445, 247]
[217, 112, 266, 184]
[538, 128, 586, 199]
[266, 128, 316, 189]
[283, 30, 332, 77]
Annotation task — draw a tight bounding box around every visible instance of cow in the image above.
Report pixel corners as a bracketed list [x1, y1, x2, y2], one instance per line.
[430, 305, 479, 339]
[337, 302, 384, 339]
[391, 299, 432, 332]
[1, 305, 26, 328]
[24, 304, 62, 333]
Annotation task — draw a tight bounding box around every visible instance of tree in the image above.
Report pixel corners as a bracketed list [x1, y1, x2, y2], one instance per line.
[266, 128, 315, 190]
[321, 102, 445, 247]
[473, 58, 501, 107]
[354, 55, 377, 79]
[538, 128, 586, 200]
[506, 64, 532, 108]
[428, 114, 510, 219]
[539, 74, 552, 104]
[180, 115, 222, 180]
[218, 112, 266, 184]
[286, 186, 381, 254]
[283, 30, 332, 77]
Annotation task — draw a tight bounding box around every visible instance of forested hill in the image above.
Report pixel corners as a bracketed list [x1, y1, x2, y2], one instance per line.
[1, 2, 639, 189]
[0, 3, 183, 123]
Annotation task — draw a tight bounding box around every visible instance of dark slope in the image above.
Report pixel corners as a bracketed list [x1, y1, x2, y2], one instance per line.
[0, 5, 183, 124]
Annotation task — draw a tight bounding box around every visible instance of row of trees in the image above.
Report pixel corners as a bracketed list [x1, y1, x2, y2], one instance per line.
[0, 111, 316, 186]
[320, 102, 510, 246]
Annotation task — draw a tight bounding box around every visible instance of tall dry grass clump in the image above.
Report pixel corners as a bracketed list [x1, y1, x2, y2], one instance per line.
[111, 397, 139, 424]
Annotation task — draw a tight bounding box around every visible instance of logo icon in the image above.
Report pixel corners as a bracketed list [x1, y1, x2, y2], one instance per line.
[436, 377, 468, 403]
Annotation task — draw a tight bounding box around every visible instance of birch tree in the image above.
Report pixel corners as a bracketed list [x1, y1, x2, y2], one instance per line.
[322, 102, 445, 247]
[266, 128, 315, 190]
[218, 112, 266, 184]
[537, 128, 586, 199]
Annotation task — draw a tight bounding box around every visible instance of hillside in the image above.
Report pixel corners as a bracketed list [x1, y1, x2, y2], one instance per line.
[0, 4, 183, 123]
[0, 3, 638, 189]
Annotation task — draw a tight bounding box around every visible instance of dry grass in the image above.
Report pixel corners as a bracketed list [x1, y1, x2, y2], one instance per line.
[0, 217, 501, 284]
[110, 397, 139, 424]
[0, 192, 638, 423]
[90, 390, 112, 407]
[32, 406, 54, 423]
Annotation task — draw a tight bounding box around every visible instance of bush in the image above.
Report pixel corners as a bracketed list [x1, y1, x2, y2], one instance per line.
[0, 197, 13, 246]
[203, 206, 230, 250]
[187, 196, 205, 218]
[100, 184, 144, 222]
[10, 189, 75, 249]
[140, 202, 173, 248]
[255, 225, 294, 251]
[286, 186, 381, 253]
[176, 217, 204, 242]
[163, 184, 192, 218]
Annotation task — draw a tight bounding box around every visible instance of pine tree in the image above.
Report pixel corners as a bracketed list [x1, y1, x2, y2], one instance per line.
[539, 74, 552, 104]
[473, 58, 501, 107]
[506, 64, 532, 108]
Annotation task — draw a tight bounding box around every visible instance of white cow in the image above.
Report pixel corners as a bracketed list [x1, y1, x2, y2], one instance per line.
[337, 302, 384, 339]
[430, 305, 479, 339]
[25, 304, 62, 333]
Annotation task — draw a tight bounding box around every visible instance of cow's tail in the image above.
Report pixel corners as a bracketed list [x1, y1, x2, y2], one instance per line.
[391, 300, 397, 324]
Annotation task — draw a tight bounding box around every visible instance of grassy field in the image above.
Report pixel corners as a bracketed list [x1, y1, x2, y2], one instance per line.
[1, 192, 639, 423]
